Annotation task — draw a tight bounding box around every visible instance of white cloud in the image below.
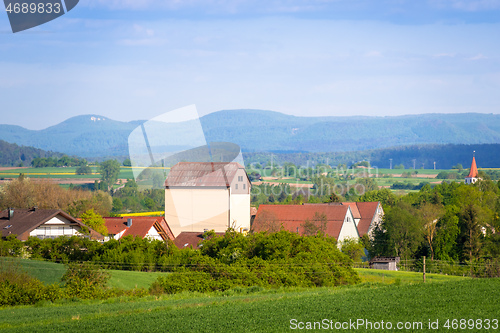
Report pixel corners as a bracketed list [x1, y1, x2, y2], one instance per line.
[469, 53, 488, 60]
[429, 0, 500, 11]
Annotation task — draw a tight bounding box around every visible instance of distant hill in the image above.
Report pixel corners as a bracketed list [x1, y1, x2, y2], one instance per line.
[243, 143, 500, 170]
[0, 115, 137, 158]
[2, 111, 500, 157]
[0, 140, 65, 167]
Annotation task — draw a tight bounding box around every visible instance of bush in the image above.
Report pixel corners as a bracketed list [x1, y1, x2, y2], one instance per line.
[150, 231, 360, 294]
[61, 262, 110, 299]
[0, 259, 63, 306]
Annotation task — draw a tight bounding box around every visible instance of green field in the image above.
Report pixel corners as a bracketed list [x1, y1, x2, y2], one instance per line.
[1, 258, 167, 290]
[3, 258, 496, 332]
[0, 277, 498, 332]
[0, 167, 135, 180]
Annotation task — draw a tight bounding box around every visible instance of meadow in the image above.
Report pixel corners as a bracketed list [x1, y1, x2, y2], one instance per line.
[0, 275, 497, 332]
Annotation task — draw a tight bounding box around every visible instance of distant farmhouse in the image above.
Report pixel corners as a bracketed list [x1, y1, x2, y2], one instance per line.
[0, 208, 103, 241]
[165, 162, 251, 237]
[252, 202, 383, 244]
[102, 216, 174, 242]
[465, 154, 480, 185]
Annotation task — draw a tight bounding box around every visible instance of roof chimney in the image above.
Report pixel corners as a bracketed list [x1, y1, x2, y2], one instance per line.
[126, 218, 132, 227]
[8, 208, 14, 220]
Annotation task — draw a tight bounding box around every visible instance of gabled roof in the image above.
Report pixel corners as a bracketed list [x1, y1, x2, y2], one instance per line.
[467, 156, 479, 178]
[0, 208, 102, 240]
[252, 204, 350, 239]
[165, 162, 245, 187]
[173, 231, 225, 249]
[103, 216, 174, 241]
[341, 202, 361, 219]
[352, 202, 381, 237]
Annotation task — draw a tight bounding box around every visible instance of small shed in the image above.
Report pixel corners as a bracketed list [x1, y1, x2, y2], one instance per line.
[369, 257, 400, 271]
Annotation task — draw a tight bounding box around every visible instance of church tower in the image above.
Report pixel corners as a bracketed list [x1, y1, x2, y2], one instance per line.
[465, 152, 479, 185]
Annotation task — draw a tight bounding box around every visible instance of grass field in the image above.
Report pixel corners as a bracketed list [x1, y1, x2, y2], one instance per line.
[1, 258, 167, 290]
[0, 278, 498, 332]
[4, 258, 466, 289]
[0, 167, 135, 180]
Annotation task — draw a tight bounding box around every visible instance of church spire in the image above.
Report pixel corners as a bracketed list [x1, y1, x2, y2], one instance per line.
[465, 152, 479, 184]
[467, 154, 478, 178]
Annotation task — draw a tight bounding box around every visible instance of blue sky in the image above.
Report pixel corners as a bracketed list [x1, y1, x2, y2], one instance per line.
[1, 0, 500, 129]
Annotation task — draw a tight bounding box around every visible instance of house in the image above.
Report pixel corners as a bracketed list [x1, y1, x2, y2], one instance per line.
[465, 154, 480, 184]
[173, 231, 225, 249]
[369, 257, 400, 271]
[103, 216, 174, 241]
[165, 162, 251, 237]
[252, 202, 384, 243]
[0, 207, 103, 241]
[341, 202, 384, 238]
[252, 203, 359, 244]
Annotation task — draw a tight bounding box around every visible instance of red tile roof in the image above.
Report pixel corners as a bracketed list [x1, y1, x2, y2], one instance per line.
[467, 156, 479, 178]
[253, 202, 382, 239]
[341, 202, 361, 219]
[165, 162, 245, 187]
[354, 202, 381, 237]
[252, 204, 350, 239]
[103, 216, 174, 241]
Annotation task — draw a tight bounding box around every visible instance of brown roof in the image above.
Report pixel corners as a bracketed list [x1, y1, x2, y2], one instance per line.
[467, 156, 479, 178]
[0, 208, 103, 241]
[103, 216, 174, 241]
[341, 202, 361, 219]
[252, 204, 350, 239]
[165, 162, 245, 187]
[354, 202, 381, 237]
[173, 231, 225, 249]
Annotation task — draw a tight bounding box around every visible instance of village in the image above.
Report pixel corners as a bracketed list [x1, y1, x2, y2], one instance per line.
[1, 154, 484, 271]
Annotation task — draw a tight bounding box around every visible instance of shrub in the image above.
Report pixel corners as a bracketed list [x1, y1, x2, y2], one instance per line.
[0, 259, 63, 306]
[61, 262, 110, 299]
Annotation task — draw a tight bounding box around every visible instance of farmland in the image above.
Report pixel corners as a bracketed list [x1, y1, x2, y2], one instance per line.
[0, 275, 498, 332]
[0, 164, 468, 194]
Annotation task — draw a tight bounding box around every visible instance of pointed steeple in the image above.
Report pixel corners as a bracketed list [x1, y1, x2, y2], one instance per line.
[467, 155, 478, 178]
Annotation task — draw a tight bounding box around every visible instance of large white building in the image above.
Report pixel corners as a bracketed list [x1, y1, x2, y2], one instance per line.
[165, 162, 251, 237]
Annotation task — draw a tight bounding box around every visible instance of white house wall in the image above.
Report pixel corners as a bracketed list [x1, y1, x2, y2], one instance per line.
[29, 216, 82, 238]
[337, 209, 359, 245]
[229, 192, 251, 231]
[165, 188, 230, 237]
[145, 226, 163, 241]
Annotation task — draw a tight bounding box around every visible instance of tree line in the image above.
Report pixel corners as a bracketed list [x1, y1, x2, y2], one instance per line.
[366, 180, 500, 267]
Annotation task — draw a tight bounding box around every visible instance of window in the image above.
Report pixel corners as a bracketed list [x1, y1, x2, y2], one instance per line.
[243, 184, 246, 190]
[238, 176, 243, 181]
[235, 184, 238, 189]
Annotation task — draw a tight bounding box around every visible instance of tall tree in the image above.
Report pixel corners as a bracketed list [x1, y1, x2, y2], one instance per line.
[418, 203, 445, 260]
[99, 160, 121, 192]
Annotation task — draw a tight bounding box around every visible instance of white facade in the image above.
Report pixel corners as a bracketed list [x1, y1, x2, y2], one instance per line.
[145, 225, 164, 241]
[337, 207, 360, 245]
[165, 162, 251, 237]
[29, 215, 83, 239]
[465, 177, 478, 184]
